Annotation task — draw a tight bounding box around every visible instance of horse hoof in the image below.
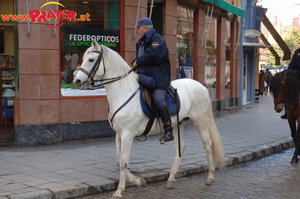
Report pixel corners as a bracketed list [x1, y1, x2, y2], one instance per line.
[205, 178, 215, 185]
[160, 140, 165, 144]
[166, 180, 175, 189]
[111, 196, 122, 199]
[290, 158, 298, 164]
[140, 178, 147, 187]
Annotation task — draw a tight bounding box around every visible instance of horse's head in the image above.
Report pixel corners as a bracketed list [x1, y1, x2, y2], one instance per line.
[269, 69, 300, 113]
[73, 39, 105, 89]
[269, 71, 286, 113]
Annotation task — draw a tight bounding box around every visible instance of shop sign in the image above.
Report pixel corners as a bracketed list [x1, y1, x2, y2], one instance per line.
[0, 2, 90, 28]
[61, 26, 120, 52]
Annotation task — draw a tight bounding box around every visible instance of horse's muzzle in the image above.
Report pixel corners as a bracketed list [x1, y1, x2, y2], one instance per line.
[73, 78, 88, 90]
[274, 104, 283, 113]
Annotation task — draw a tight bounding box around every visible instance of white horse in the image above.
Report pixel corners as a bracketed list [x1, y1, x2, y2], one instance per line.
[73, 40, 226, 199]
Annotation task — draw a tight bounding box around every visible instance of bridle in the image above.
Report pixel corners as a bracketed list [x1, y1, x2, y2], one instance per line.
[274, 80, 299, 112]
[78, 46, 136, 89]
[77, 45, 140, 124]
[273, 82, 285, 106]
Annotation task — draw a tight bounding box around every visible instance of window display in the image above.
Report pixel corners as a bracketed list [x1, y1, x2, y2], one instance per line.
[60, 0, 120, 97]
[0, 0, 17, 137]
[176, 6, 194, 79]
[204, 17, 217, 100]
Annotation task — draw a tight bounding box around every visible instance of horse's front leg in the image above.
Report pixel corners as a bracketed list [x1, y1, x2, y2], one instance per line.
[288, 117, 298, 164]
[112, 133, 146, 199]
[167, 124, 186, 189]
[115, 133, 121, 168]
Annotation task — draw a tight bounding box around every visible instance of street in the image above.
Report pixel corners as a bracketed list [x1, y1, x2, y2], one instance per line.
[77, 148, 300, 199]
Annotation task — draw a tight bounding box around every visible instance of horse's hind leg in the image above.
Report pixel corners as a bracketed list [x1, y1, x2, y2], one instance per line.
[167, 121, 187, 189]
[193, 121, 216, 185]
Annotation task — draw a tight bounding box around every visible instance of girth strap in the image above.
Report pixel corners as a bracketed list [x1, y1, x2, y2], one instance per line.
[142, 117, 155, 136]
[109, 87, 140, 125]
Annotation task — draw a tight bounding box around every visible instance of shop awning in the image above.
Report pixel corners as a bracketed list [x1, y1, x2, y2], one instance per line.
[259, 33, 281, 65]
[202, 0, 245, 17]
[261, 12, 291, 60]
[242, 42, 270, 48]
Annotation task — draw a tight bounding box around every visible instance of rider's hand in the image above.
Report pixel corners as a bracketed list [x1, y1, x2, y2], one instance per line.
[132, 61, 138, 72]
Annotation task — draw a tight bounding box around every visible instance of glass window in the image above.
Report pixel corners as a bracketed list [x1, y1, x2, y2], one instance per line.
[225, 21, 231, 99]
[204, 17, 217, 100]
[0, 0, 17, 133]
[60, 0, 120, 97]
[176, 6, 194, 79]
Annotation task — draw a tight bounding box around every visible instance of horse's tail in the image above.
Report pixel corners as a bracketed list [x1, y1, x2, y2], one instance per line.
[208, 117, 226, 170]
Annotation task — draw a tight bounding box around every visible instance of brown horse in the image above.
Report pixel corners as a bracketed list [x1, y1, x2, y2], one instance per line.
[269, 69, 300, 164]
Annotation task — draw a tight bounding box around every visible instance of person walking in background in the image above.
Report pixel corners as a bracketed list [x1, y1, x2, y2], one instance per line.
[265, 68, 273, 92]
[132, 17, 174, 142]
[259, 70, 267, 96]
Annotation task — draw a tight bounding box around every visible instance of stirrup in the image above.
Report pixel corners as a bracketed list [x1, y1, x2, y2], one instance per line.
[159, 132, 174, 144]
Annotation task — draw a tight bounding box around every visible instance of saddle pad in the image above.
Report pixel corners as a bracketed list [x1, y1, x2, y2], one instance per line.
[140, 87, 181, 118]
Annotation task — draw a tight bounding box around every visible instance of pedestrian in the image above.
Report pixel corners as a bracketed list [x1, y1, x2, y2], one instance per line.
[259, 70, 267, 96]
[132, 17, 174, 142]
[265, 69, 273, 92]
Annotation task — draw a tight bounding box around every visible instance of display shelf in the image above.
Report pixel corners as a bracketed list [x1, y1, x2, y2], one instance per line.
[0, 67, 15, 131]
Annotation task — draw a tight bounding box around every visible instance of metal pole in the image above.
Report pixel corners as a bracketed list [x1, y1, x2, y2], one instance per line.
[132, 0, 141, 39]
[149, 0, 154, 19]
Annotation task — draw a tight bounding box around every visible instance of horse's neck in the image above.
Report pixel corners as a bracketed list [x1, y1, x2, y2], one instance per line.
[103, 52, 139, 110]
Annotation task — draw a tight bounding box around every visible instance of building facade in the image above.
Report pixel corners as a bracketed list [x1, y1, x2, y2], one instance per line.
[1, 0, 244, 145]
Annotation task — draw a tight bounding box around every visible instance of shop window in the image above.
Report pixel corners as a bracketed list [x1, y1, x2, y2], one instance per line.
[60, 0, 120, 97]
[204, 18, 217, 100]
[0, 0, 17, 139]
[176, 5, 194, 79]
[225, 20, 231, 99]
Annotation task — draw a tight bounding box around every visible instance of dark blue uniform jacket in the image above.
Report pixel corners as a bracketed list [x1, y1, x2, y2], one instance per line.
[133, 28, 171, 90]
[288, 48, 300, 72]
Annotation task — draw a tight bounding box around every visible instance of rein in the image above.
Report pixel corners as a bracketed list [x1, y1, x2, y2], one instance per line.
[78, 46, 137, 89]
[78, 45, 140, 125]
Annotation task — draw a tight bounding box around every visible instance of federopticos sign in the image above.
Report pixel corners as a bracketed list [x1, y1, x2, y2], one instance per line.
[61, 27, 120, 52]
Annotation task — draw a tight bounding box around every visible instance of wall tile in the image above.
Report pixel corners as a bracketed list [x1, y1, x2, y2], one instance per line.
[19, 49, 59, 75]
[41, 100, 59, 124]
[19, 75, 59, 100]
[19, 100, 41, 124]
[18, 23, 59, 50]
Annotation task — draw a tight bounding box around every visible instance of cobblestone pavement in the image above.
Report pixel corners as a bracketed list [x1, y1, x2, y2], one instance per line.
[77, 148, 300, 199]
[0, 94, 295, 199]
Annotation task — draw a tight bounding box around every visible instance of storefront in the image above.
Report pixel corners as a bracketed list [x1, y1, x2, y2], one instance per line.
[0, 0, 244, 145]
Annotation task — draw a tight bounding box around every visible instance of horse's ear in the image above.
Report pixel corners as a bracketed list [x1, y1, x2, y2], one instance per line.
[91, 39, 100, 49]
[281, 71, 287, 84]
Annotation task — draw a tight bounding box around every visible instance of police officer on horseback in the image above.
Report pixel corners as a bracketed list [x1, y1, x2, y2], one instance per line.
[281, 48, 300, 119]
[132, 17, 174, 142]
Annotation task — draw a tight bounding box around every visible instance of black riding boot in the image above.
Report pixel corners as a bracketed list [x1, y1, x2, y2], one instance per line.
[157, 106, 174, 142]
[281, 111, 287, 119]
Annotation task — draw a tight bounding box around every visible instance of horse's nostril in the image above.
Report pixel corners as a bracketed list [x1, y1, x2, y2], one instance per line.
[75, 79, 81, 85]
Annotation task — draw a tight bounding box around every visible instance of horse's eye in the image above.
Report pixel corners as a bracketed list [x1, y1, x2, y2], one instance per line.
[89, 58, 94, 62]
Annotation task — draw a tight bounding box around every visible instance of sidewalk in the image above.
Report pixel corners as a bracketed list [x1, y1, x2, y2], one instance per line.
[0, 94, 293, 199]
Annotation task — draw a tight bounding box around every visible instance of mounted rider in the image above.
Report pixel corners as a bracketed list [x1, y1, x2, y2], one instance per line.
[281, 48, 300, 119]
[132, 17, 174, 142]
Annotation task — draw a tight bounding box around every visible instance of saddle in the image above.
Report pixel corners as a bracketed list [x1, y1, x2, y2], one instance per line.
[140, 86, 181, 118]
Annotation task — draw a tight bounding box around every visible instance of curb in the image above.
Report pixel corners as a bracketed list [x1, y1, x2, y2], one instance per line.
[6, 137, 294, 199]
